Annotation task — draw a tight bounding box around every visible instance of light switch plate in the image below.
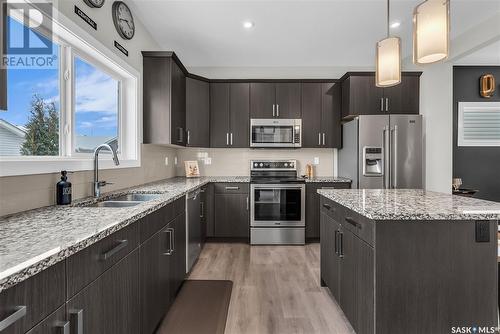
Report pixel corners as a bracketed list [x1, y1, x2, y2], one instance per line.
[164, 157, 169, 166]
[204, 157, 212, 165]
[314, 157, 320, 165]
[174, 157, 178, 165]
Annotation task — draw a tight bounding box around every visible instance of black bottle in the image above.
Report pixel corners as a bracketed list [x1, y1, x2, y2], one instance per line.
[56, 170, 72, 205]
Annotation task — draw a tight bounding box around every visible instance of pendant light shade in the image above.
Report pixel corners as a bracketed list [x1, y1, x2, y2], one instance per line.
[376, 37, 401, 87]
[413, 0, 450, 64]
[375, 0, 401, 87]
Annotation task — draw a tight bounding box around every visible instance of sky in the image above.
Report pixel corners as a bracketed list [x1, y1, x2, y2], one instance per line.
[2, 17, 118, 140]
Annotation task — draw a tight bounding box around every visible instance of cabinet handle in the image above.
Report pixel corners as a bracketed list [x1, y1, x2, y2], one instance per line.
[200, 201, 204, 218]
[380, 97, 384, 112]
[246, 196, 249, 211]
[226, 133, 229, 146]
[163, 228, 174, 255]
[230, 133, 233, 146]
[178, 127, 184, 143]
[273, 104, 275, 117]
[322, 203, 331, 210]
[225, 186, 240, 190]
[334, 230, 339, 255]
[0, 306, 26, 331]
[318, 133, 321, 145]
[57, 321, 70, 334]
[276, 104, 279, 117]
[69, 309, 83, 334]
[338, 232, 344, 258]
[385, 97, 389, 112]
[187, 130, 190, 145]
[345, 217, 362, 229]
[100, 240, 128, 260]
[322, 133, 325, 145]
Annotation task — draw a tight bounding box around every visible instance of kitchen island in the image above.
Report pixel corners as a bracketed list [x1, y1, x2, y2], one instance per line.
[318, 189, 499, 334]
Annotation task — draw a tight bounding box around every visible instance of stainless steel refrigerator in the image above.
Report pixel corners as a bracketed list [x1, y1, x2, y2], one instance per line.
[339, 115, 423, 189]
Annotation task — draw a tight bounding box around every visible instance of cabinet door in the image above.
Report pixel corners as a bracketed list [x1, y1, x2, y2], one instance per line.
[301, 83, 322, 148]
[320, 212, 341, 301]
[230, 83, 250, 147]
[25, 306, 67, 334]
[67, 250, 140, 334]
[210, 83, 230, 147]
[170, 61, 186, 146]
[383, 75, 420, 114]
[306, 184, 321, 239]
[172, 213, 187, 296]
[275, 83, 301, 118]
[204, 184, 215, 237]
[321, 83, 341, 148]
[186, 78, 210, 147]
[250, 83, 275, 118]
[214, 193, 249, 238]
[342, 76, 383, 118]
[356, 238, 375, 334]
[139, 225, 174, 334]
[200, 186, 207, 245]
[339, 228, 358, 331]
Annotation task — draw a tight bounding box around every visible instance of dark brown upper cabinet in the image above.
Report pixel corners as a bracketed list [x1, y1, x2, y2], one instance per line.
[143, 52, 187, 146]
[302, 82, 341, 148]
[186, 78, 210, 147]
[341, 72, 421, 119]
[250, 82, 301, 119]
[210, 82, 250, 148]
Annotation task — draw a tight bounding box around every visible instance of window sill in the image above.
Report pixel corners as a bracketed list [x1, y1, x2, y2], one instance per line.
[0, 157, 141, 177]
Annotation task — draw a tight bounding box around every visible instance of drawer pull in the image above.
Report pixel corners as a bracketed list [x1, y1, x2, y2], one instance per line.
[225, 186, 240, 190]
[0, 305, 26, 331]
[338, 232, 344, 258]
[69, 309, 83, 334]
[322, 203, 331, 210]
[345, 217, 362, 229]
[162, 228, 174, 256]
[101, 239, 128, 260]
[57, 321, 70, 334]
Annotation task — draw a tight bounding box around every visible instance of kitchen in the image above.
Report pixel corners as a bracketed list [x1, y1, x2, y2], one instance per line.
[0, 1, 499, 334]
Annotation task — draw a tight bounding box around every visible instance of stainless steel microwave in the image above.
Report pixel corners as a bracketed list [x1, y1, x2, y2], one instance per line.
[250, 119, 302, 148]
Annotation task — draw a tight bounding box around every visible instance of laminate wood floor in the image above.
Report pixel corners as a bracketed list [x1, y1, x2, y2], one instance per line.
[188, 242, 355, 334]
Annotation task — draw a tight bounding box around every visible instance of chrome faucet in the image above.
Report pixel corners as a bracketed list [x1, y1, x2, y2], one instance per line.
[93, 143, 120, 197]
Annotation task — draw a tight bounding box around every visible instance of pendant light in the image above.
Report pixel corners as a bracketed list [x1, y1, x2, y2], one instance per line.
[413, 0, 450, 64]
[376, 0, 401, 87]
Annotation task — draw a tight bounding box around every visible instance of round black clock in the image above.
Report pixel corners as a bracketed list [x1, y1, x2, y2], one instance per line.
[83, 0, 105, 8]
[112, 1, 135, 40]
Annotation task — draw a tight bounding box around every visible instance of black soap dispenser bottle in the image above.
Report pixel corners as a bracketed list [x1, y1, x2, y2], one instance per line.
[56, 170, 72, 205]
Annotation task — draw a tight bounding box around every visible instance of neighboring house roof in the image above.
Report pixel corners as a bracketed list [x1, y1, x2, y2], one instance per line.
[0, 119, 26, 138]
[75, 136, 118, 153]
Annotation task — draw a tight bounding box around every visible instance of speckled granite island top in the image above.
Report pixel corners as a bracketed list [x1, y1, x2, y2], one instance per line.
[318, 189, 500, 221]
[0, 176, 248, 292]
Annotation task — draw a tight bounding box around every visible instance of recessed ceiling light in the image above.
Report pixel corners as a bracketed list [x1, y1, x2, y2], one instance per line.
[390, 21, 401, 28]
[243, 21, 254, 29]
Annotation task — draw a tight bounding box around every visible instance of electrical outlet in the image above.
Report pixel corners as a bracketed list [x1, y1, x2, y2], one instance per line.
[164, 157, 169, 166]
[174, 157, 178, 165]
[313, 157, 320, 165]
[204, 157, 212, 165]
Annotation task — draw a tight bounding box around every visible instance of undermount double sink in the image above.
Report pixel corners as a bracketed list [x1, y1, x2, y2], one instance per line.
[87, 193, 161, 208]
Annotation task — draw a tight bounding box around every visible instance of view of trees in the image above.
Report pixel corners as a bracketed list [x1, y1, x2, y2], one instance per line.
[20, 95, 59, 156]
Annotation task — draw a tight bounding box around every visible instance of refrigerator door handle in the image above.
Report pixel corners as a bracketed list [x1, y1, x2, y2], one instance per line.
[383, 126, 390, 189]
[391, 125, 398, 188]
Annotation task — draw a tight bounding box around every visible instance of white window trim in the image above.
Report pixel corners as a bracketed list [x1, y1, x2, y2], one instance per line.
[0, 3, 141, 177]
[458, 101, 500, 147]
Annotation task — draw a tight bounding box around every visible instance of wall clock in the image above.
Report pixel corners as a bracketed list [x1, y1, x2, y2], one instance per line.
[112, 1, 135, 40]
[83, 0, 105, 8]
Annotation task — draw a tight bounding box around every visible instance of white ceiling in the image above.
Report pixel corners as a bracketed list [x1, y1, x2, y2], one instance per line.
[456, 39, 500, 65]
[130, 0, 500, 68]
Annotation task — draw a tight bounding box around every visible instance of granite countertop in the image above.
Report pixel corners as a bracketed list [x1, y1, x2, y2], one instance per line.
[0, 176, 248, 292]
[317, 189, 500, 221]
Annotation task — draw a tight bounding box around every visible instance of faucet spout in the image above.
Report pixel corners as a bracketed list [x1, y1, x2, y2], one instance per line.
[93, 143, 120, 197]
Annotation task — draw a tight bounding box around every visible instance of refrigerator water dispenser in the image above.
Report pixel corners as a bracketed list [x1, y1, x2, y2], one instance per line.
[363, 147, 383, 176]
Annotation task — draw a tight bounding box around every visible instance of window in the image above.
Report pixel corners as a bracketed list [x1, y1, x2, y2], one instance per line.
[458, 102, 500, 147]
[0, 3, 139, 176]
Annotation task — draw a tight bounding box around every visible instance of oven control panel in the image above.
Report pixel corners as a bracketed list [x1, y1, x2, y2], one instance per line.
[250, 160, 297, 171]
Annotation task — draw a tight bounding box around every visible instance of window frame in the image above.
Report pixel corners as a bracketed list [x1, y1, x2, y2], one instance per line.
[0, 4, 140, 177]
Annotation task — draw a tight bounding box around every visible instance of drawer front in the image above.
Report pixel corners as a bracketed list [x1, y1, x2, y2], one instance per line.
[340, 209, 374, 246]
[25, 305, 67, 334]
[214, 183, 249, 194]
[67, 222, 139, 298]
[173, 196, 185, 217]
[0, 261, 65, 334]
[320, 197, 343, 221]
[140, 202, 174, 242]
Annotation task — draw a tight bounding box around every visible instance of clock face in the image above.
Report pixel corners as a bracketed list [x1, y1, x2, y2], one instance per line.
[112, 1, 135, 40]
[83, 0, 105, 8]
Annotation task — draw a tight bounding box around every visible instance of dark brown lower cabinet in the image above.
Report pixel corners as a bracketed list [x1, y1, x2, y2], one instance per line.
[25, 306, 67, 334]
[67, 250, 140, 334]
[214, 184, 249, 238]
[172, 213, 187, 296]
[306, 182, 350, 240]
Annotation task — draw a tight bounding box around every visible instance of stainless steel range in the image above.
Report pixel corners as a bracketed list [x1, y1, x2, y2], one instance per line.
[250, 160, 305, 245]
